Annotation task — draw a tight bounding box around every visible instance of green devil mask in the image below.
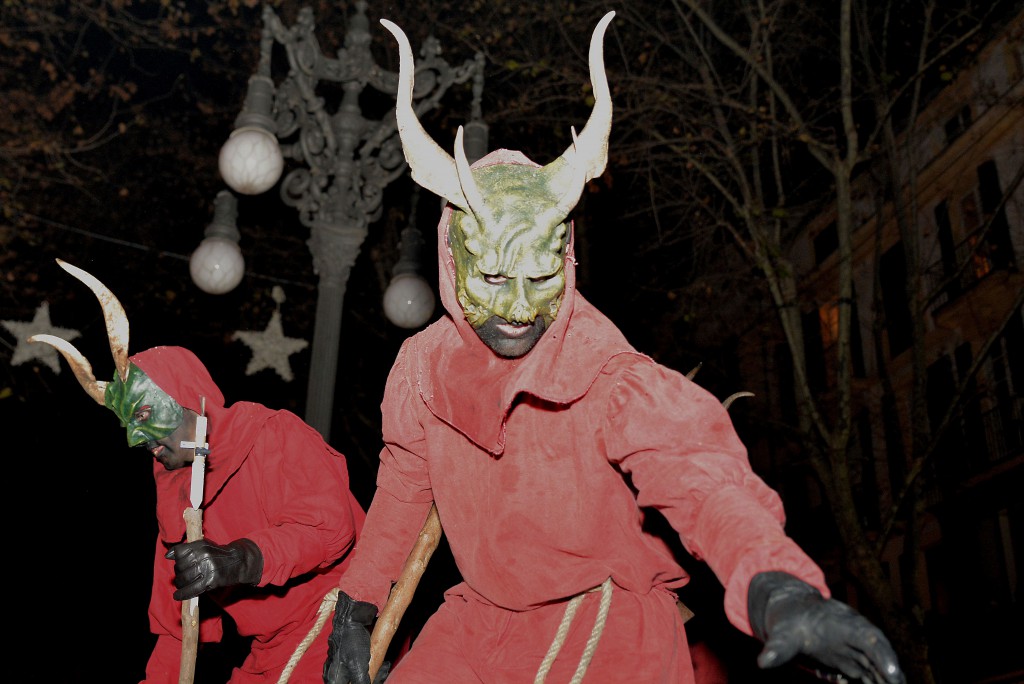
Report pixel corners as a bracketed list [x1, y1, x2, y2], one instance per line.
[448, 164, 569, 328]
[381, 12, 614, 327]
[104, 364, 183, 447]
[29, 259, 183, 446]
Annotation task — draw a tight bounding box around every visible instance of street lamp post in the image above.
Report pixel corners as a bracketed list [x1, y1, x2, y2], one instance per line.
[212, 2, 485, 441]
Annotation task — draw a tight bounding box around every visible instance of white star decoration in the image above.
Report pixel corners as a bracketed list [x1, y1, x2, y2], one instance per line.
[232, 286, 308, 382]
[2, 302, 82, 374]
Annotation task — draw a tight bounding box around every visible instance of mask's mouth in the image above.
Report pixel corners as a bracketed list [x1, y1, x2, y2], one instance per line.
[496, 321, 532, 337]
[148, 443, 165, 459]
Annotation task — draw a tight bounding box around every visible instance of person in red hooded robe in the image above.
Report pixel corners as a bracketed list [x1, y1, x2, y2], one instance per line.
[322, 11, 905, 684]
[32, 261, 366, 684]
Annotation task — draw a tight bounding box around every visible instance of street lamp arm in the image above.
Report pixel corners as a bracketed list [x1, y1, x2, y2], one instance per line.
[279, 65, 339, 160]
[362, 140, 408, 189]
[354, 140, 407, 219]
[279, 167, 324, 230]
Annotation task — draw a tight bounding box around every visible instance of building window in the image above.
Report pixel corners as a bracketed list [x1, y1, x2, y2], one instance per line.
[1005, 39, 1024, 82]
[818, 297, 866, 377]
[819, 301, 840, 349]
[881, 242, 913, 357]
[802, 309, 826, 393]
[931, 159, 1013, 300]
[773, 343, 797, 424]
[982, 307, 1024, 462]
[976, 160, 1014, 270]
[853, 411, 880, 529]
[934, 201, 961, 301]
[814, 221, 838, 265]
[959, 191, 995, 282]
[927, 344, 993, 479]
[944, 105, 972, 145]
[882, 393, 906, 488]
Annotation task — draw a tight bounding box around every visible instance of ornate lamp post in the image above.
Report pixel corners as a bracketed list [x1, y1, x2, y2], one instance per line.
[204, 1, 486, 441]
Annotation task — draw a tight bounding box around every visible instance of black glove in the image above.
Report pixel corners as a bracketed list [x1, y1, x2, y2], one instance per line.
[748, 571, 905, 684]
[323, 591, 377, 684]
[164, 538, 264, 601]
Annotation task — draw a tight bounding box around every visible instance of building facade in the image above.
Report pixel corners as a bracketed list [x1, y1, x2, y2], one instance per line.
[736, 12, 1022, 683]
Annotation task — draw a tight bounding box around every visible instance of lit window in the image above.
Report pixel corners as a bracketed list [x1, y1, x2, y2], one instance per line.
[820, 301, 840, 348]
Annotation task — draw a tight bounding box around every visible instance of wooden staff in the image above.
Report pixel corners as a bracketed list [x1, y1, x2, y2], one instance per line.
[367, 504, 443, 681]
[178, 399, 209, 684]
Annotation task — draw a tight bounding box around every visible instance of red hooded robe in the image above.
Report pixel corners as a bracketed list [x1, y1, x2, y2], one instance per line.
[337, 150, 828, 682]
[133, 346, 366, 683]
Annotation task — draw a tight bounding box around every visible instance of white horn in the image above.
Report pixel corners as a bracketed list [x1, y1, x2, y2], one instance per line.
[56, 259, 130, 382]
[381, 18, 471, 211]
[547, 11, 615, 218]
[454, 126, 491, 224]
[29, 334, 108, 405]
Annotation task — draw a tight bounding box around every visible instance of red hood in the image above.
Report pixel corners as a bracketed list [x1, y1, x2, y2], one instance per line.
[131, 346, 271, 543]
[409, 149, 640, 455]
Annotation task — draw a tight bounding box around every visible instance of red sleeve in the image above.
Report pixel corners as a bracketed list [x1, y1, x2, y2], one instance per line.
[337, 346, 435, 610]
[243, 413, 361, 586]
[141, 635, 180, 684]
[605, 359, 828, 635]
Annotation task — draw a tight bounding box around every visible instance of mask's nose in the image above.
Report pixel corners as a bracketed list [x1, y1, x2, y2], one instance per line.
[127, 428, 149, 448]
[505, 277, 536, 324]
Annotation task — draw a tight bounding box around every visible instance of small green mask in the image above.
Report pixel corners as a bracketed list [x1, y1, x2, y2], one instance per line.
[104, 364, 183, 447]
[449, 164, 568, 328]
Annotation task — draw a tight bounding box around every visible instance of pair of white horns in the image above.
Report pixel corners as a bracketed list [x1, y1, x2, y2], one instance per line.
[381, 11, 615, 221]
[29, 259, 130, 404]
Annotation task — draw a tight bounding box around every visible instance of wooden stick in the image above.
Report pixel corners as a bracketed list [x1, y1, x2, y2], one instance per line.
[179, 507, 204, 684]
[367, 504, 443, 681]
[179, 402, 208, 684]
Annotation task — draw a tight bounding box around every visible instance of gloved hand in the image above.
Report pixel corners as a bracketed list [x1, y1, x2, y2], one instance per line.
[323, 591, 378, 684]
[748, 571, 905, 684]
[165, 538, 264, 601]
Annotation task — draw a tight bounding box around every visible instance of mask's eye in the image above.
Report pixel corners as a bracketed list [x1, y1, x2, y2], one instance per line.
[483, 273, 508, 285]
[134, 406, 153, 423]
[529, 274, 556, 284]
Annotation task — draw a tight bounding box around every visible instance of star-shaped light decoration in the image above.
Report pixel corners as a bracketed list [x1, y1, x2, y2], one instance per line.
[232, 286, 308, 382]
[2, 302, 82, 374]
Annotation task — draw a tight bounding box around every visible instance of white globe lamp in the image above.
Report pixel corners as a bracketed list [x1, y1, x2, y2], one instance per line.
[219, 126, 284, 195]
[383, 273, 435, 329]
[190, 191, 245, 294]
[190, 238, 245, 295]
[219, 75, 284, 195]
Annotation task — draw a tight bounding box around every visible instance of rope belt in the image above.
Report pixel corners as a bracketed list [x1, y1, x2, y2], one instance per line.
[534, 577, 615, 684]
[277, 587, 341, 684]
[279, 579, 616, 684]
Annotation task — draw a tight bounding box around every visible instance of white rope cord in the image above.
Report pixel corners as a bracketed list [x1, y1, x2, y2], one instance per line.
[569, 578, 614, 684]
[534, 578, 614, 684]
[534, 593, 586, 683]
[281, 580, 615, 684]
[277, 588, 341, 684]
